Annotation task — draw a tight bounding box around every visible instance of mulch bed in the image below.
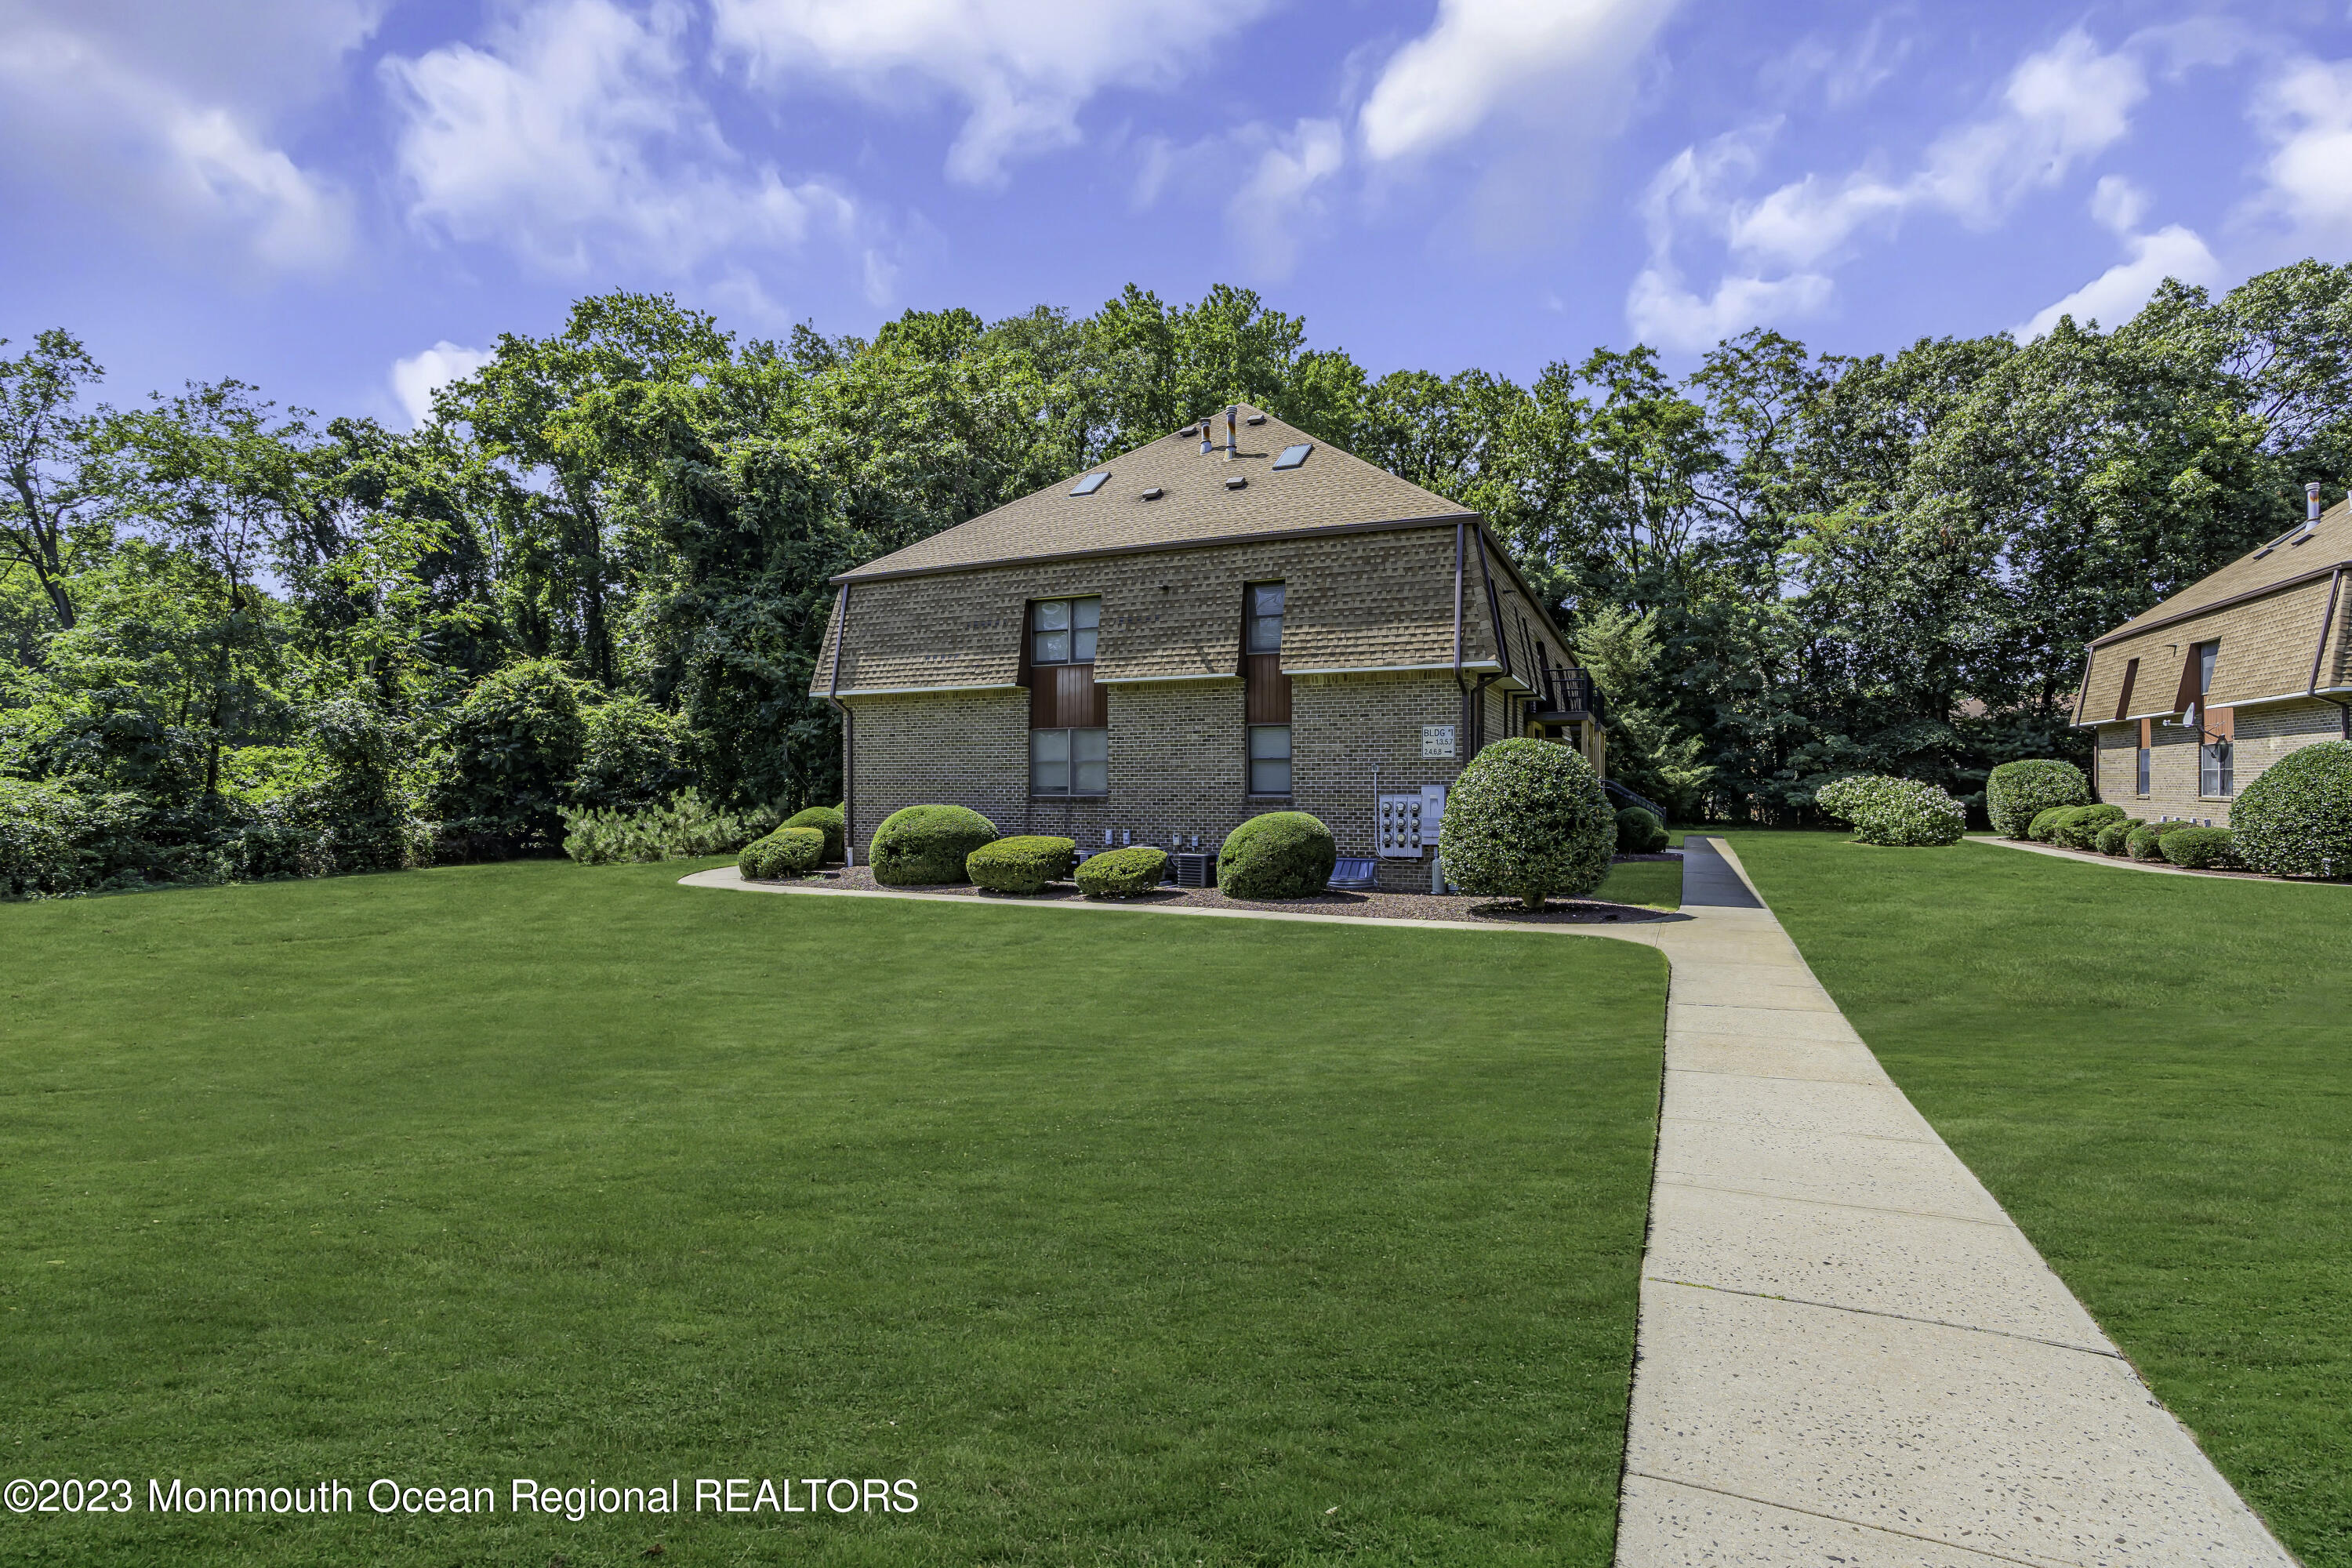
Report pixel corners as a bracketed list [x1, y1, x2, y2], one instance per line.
[798, 859, 1680, 926]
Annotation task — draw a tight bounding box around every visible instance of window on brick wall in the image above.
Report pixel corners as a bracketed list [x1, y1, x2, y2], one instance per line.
[2200, 740, 2233, 797]
[1031, 597, 1100, 665]
[1247, 724, 1291, 796]
[2137, 746, 2151, 795]
[1031, 728, 1107, 795]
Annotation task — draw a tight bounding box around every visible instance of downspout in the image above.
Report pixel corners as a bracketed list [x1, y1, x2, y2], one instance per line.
[2309, 565, 2348, 739]
[826, 583, 855, 866]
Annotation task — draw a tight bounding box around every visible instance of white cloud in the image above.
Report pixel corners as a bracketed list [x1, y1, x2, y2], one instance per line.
[1356, 0, 1676, 163]
[1225, 119, 1345, 279]
[0, 4, 365, 270]
[709, 0, 1272, 187]
[1627, 268, 1835, 353]
[2015, 223, 2223, 340]
[391, 341, 493, 427]
[2249, 55, 2352, 249]
[1628, 29, 2163, 344]
[2088, 173, 2149, 235]
[383, 0, 858, 274]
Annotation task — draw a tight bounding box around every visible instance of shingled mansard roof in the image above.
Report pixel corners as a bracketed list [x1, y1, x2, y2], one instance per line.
[831, 405, 1476, 583]
[2095, 496, 2352, 646]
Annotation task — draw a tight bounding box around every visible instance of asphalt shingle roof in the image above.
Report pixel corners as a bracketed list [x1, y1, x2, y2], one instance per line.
[832, 405, 1475, 582]
[2097, 498, 2352, 644]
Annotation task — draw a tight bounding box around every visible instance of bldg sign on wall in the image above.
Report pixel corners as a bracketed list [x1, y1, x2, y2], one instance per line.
[1421, 724, 1455, 759]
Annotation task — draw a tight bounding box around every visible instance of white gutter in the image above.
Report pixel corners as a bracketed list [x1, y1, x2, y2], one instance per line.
[830, 681, 1025, 698]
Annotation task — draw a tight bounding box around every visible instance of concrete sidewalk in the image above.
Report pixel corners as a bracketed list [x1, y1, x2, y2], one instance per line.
[1616, 838, 2292, 1566]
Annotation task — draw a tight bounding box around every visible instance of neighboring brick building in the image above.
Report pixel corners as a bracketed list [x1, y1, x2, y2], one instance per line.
[810, 405, 1606, 889]
[2075, 485, 2352, 825]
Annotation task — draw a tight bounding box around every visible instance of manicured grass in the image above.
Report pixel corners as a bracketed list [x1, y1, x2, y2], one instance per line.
[1722, 831, 2352, 1567]
[1594, 858, 1680, 910]
[0, 861, 1666, 1567]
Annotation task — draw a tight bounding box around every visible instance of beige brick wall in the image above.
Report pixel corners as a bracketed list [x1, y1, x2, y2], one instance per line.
[844, 670, 1490, 891]
[2091, 698, 2347, 826]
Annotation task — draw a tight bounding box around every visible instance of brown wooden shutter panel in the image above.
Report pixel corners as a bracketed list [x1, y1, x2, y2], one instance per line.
[2114, 657, 2137, 720]
[2172, 646, 2203, 712]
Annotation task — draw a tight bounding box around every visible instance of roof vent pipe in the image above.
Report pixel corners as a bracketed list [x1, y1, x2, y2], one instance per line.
[1225, 405, 1238, 459]
[2310, 481, 2324, 524]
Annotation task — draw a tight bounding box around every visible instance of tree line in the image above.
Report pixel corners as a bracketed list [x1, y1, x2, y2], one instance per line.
[4, 267, 2348, 891]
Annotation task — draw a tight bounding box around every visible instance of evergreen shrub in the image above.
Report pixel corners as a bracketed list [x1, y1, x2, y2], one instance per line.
[1076, 844, 1167, 899]
[2160, 826, 2237, 869]
[2093, 820, 2136, 856]
[563, 791, 776, 865]
[2044, 804, 2126, 850]
[1439, 739, 1615, 908]
[2126, 819, 2194, 861]
[739, 826, 826, 880]
[1614, 805, 1668, 854]
[967, 836, 1077, 895]
[1816, 775, 1966, 847]
[781, 804, 846, 863]
[1217, 811, 1339, 899]
[870, 804, 997, 885]
[1986, 760, 2091, 838]
[2228, 740, 2352, 877]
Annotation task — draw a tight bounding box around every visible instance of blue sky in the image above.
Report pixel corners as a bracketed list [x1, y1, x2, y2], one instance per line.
[3, 0, 2347, 428]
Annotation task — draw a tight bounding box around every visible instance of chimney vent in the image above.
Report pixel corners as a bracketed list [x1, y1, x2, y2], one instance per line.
[1225, 406, 1239, 459]
[2310, 481, 2324, 524]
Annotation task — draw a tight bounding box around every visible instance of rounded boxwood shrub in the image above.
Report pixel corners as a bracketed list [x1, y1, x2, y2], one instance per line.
[1076, 844, 1168, 899]
[1815, 775, 1966, 847]
[967, 835, 1076, 895]
[1218, 811, 1339, 900]
[739, 824, 826, 880]
[781, 804, 845, 863]
[869, 804, 997, 886]
[1439, 739, 1614, 909]
[2227, 739, 2352, 877]
[2045, 803, 2127, 850]
[1986, 760, 2091, 839]
[2027, 806, 2071, 842]
[2126, 819, 2194, 861]
[2160, 826, 2237, 869]
[1614, 805, 1668, 855]
[2093, 820, 2136, 856]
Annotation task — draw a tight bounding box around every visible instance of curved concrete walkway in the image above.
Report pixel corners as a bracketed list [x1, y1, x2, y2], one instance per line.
[1617, 838, 2292, 1566]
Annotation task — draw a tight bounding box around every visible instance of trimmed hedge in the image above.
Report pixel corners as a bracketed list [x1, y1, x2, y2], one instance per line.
[1614, 805, 1668, 855]
[1815, 775, 1966, 847]
[2093, 820, 2136, 856]
[2126, 819, 2196, 861]
[967, 835, 1076, 895]
[2161, 826, 2237, 869]
[1217, 811, 1338, 899]
[2043, 803, 2127, 850]
[2027, 807, 2071, 842]
[2229, 739, 2352, 877]
[781, 804, 846, 863]
[1076, 844, 1167, 899]
[1439, 739, 1615, 909]
[870, 804, 998, 886]
[739, 825, 826, 880]
[1986, 759, 2091, 838]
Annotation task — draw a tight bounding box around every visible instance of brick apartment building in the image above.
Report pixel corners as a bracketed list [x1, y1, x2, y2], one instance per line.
[2075, 485, 2352, 824]
[809, 404, 1606, 891]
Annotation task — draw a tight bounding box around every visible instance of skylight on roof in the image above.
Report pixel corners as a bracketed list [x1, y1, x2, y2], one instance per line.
[1069, 470, 1111, 495]
[1272, 443, 1313, 470]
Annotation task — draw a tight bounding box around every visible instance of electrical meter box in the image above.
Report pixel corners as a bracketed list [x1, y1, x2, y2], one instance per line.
[1376, 793, 1425, 857]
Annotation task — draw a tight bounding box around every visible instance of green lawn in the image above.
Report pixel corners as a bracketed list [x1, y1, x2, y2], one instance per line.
[1722, 831, 2352, 1567]
[1594, 858, 1680, 910]
[0, 861, 1665, 1567]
